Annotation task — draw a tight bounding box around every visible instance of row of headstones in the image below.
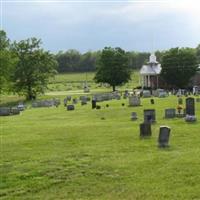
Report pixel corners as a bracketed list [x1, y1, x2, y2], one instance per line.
[0, 105, 25, 116]
[131, 99, 197, 122]
[32, 99, 61, 108]
[140, 124, 171, 148]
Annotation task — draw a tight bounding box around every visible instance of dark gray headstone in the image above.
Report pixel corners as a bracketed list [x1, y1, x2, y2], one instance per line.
[186, 97, 195, 115]
[92, 100, 96, 109]
[11, 107, 20, 115]
[66, 96, 72, 101]
[140, 123, 151, 138]
[67, 105, 75, 111]
[0, 107, 11, 116]
[158, 126, 171, 148]
[144, 109, 156, 123]
[165, 108, 176, 118]
[131, 112, 137, 120]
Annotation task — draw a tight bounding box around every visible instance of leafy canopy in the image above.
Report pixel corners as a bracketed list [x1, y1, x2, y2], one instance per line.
[11, 38, 58, 100]
[94, 47, 131, 91]
[161, 47, 198, 88]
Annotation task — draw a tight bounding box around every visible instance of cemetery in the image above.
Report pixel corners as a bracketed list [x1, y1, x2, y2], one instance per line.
[1, 83, 200, 199]
[1, 2, 200, 199]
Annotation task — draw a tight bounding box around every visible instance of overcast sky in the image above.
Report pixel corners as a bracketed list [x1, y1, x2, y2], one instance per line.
[1, 0, 200, 53]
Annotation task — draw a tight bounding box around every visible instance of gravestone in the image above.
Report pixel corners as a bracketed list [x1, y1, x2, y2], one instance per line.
[11, 107, 20, 115]
[64, 98, 68, 106]
[17, 103, 25, 111]
[66, 96, 71, 101]
[186, 97, 195, 115]
[144, 109, 156, 123]
[0, 107, 11, 116]
[158, 126, 171, 148]
[143, 90, 151, 98]
[92, 100, 96, 109]
[72, 98, 78, 104]
[165, 108, 176, 118]
[131, 112, 137, 121]
[129, 95, 141, 106]
[140, 123, 152, 138]
[150, 99, 155, 104]
[67, 105, 75, 111]
[178, 97, 183, 105]
[185, 97, 196, 122]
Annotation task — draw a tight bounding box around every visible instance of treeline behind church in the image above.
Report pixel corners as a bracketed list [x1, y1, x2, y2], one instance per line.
[55, 49, 164, 73]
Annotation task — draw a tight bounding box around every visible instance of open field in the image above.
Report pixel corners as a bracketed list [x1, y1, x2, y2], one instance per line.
[1, 95, 200, 199]
[48, 71, 140, 92]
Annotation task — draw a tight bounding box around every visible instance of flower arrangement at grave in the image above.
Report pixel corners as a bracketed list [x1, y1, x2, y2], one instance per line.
[177, 105, 183, 114]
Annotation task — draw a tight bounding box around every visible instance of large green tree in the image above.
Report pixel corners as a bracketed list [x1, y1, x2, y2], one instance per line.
[161, 47, 198, 88]
[94, 47, 131, 91]
[0, 30, 16, 93]
[11, 38, 57, 100]
[196, 44, 200, 64]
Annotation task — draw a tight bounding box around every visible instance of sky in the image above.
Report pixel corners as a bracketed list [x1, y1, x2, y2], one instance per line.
[1, 0, 200, 53]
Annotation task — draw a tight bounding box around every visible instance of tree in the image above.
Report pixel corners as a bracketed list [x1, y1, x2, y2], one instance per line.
[94, 47, 131, 91]
[11, 38, 57, 100]
[0, 30, 16, 93]
[161, 47, 198, 88]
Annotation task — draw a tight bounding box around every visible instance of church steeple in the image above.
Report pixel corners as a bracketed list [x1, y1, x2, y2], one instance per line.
[148, 52, 158, 64]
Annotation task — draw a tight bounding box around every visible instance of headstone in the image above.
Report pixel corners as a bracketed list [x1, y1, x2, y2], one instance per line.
[143, 90, 151, 98]
[64, 98, 68, 106]
[140, 123, 152, 138]
[165, 108, 176, 118]
[53, 98, 61, 107]
[67, 105, 75, 111]
[158, 126, 171, 148]
[186, 97, 195, 115]
[150, 99, 154, 104]
[17, 103, 25, 111]
[158, 91, 168, 98]
[66, 96, 71, 101]
[129, 95, 141, 106]
[72, 98, 78, 104]
[11, 107, 20, 115]
[185, 97, 196, 122]
[92, 100, 96, 109]
[144, 109, 156, 123]
[0, 107, 11, 116]
[131, 112, 137, 120]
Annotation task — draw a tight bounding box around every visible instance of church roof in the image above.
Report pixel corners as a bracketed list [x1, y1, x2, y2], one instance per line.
[140, 64, 161, 75]
[140, 52, 162, 75]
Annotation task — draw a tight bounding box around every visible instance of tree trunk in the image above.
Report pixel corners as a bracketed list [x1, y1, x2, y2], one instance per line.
[112, 85, 116, 91]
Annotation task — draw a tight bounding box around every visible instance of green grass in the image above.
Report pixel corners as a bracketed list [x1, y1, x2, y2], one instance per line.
[1, 95, 200, 199]
[47, 71, 140, 92]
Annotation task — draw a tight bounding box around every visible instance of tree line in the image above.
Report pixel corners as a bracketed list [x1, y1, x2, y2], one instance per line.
[1, 29, 200, 100]
[55, 49, 164, 72]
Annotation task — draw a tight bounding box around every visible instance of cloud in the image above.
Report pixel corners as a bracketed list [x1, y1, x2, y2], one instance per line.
[2, 0, 200, 52]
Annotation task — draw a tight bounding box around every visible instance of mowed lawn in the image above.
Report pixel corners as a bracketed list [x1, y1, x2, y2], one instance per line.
[1, 96, 200, 199]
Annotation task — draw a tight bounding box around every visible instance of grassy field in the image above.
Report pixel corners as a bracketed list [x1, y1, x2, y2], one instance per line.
[47, 71, 140, 92]
[1, 95, 200, 199]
